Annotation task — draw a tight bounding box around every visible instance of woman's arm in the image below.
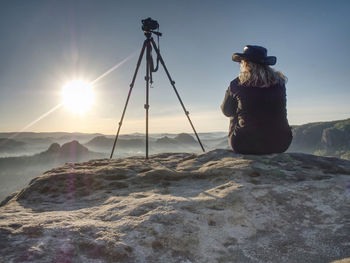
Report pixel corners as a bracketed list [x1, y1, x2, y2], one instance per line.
[221, 87, 237, 117]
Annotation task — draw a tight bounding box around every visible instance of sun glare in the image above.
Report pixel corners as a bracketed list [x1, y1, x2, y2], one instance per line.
[62, 80, 94, 113]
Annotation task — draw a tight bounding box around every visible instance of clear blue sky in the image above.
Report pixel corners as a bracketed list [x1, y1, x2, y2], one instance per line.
[0, 0, 349, 134]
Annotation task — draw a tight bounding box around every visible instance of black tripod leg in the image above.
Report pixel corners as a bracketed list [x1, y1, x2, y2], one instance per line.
[150, 38, 206, 152]
[110, 42, 147, 159]
[145, 41, 151, 159]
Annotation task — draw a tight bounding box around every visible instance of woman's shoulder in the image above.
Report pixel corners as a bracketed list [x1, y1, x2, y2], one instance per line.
[230, 78, 240, 87]
[229, 78, 242, 93]
[232, 77, 286, 90]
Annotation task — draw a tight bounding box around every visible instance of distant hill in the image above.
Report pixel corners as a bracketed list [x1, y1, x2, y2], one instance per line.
[154, 136, 183, 151]
[58, 133, 103, 143]
[0, 140, 104, 202]
[154, 134, 207, 151]
[16, 137, 54, 145]
[155, 136, 178, 145]
[207, 119, 350, 159]
[1, 120, 349, 160]
[39, 140, 92, 161]
[215, 138, 230, 149]
[85, 136, 144, 151]
[85, 133, 206, 153]
[174, 133, 197, 144]
[0, 138, 26, 153]
[288, 118, 350, 159]
[0, 132, 103, 142]
[0, 140, 102, 171]
[85, 136, 112, 149]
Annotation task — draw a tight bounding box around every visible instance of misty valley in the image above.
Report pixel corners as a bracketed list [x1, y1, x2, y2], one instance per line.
[0, 131, 227, 201]
[1, 118, 349, 202]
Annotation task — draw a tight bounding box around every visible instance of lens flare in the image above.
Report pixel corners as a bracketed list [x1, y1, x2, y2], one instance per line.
[91, 51, 138, 85]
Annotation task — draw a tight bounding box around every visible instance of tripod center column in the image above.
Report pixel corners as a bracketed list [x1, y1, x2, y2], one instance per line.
[144, 39, 152, 159]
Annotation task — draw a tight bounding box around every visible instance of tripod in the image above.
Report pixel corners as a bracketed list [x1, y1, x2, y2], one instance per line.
[110, 31, 205, 159]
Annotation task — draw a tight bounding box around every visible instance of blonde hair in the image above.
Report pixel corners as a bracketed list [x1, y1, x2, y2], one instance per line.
[238, 60, 287, 87]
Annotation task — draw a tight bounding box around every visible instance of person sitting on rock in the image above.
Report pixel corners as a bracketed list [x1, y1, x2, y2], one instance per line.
[221, 45, 293, 154]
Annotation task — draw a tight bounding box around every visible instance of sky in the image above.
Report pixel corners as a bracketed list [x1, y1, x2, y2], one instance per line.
[0, 0, 349, 134]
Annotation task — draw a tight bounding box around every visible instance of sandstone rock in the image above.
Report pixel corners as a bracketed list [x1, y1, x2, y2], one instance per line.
[0, 149, 349, 263]
[45, 142, 61, 154]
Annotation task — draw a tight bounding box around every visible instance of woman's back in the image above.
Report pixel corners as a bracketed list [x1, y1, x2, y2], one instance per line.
[229, 79, 289, 130]
[222, 45, 292, 154]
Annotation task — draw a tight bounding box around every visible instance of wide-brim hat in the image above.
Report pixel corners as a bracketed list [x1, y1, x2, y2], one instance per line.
[232, 45, 276, 66]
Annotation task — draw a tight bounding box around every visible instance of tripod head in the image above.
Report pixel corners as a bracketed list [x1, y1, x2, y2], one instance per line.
[145, 30, 162, 37]
[142, 18, 162, 78]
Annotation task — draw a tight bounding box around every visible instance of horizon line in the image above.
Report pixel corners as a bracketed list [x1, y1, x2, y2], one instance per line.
[0, 117, 349, 135]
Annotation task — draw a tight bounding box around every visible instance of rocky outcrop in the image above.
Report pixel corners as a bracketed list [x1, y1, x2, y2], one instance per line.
[38, 140, 92, 162]
[289, 118, 350, 160]
[322, 127, 350, 149]
[45, 142, 61, 153]
[0, 150, 349, 263]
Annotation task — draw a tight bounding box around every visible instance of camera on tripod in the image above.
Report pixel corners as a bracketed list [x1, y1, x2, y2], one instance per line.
[110, 17, 205, 159]
[141, 17, 159, 32]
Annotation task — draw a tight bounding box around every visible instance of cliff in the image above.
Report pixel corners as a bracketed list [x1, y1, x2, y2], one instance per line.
[0, 150, 349, 262]
[289, 118, 350, 159]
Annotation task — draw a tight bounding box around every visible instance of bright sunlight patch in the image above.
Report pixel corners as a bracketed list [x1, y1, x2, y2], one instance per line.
[62, 80, 94, 114]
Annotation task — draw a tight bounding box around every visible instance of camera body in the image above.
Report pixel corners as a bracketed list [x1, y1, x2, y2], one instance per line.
[142, 17, 159, 32]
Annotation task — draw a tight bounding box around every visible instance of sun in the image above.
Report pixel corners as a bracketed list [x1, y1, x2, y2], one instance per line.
[62, 80, 94, 113]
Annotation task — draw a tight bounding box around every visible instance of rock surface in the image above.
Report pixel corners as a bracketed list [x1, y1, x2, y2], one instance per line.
[0, 149, 350, 263]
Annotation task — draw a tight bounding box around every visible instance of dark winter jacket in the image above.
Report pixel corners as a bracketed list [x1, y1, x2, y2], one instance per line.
[221, 78, 292, 154]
